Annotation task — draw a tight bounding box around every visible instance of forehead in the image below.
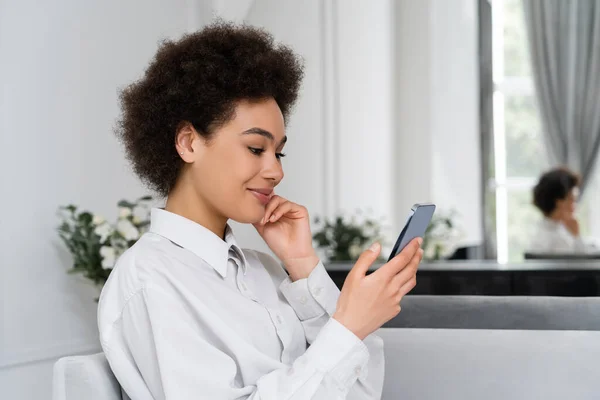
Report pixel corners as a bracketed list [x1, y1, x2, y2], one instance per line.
[227, 98, 285, 139]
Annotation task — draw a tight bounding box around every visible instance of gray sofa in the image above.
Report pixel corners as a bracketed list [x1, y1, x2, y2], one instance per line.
[384, 295, 600, 330]
[53, 328, 600, 400]
[379, 328, 600, 399]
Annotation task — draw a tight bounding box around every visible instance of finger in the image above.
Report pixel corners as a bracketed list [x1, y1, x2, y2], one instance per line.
[390, 248, 423, 291]
[397, 276, 417, 299]
[376, 237, 422, 280]
[261, 195, 284, 224]
[350, 242, 381, 278]
[269, 202, 306, 222]
[267, 201, 295, 223]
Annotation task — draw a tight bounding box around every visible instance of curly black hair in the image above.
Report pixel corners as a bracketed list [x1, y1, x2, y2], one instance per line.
[115, 21, 304, 197]
[532, 167, 580, 216]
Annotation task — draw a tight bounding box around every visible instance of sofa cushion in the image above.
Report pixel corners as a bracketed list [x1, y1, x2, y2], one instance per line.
[378, 327, 600, 400]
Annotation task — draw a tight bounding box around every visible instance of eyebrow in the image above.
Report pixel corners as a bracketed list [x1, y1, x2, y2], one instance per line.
[242, 127, 287, 147]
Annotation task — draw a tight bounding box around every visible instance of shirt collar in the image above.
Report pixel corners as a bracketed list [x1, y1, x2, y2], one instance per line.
[149, 208, 247, 278]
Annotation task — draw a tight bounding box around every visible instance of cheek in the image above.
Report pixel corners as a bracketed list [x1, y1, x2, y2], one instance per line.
[562, 201, 575, 213]
[235, 153, 263, 181]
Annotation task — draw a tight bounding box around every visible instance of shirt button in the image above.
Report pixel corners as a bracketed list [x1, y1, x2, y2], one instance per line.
[354, 366, 362, 376]
[313, 287, 322, 296]
[299, 295, 307, 304]
[276, 315, 283, 324]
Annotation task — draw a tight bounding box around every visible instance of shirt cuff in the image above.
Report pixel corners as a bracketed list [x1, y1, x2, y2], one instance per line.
[303, 317, 370, 389]
[279, 261, 341, 320]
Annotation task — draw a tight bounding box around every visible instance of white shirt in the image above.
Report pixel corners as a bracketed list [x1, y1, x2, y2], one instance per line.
[528, 217, 596, 254]
[98, 208, 385, 399]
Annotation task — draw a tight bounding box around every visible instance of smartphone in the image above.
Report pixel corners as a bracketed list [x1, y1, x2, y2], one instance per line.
[387, 203, 436, 262]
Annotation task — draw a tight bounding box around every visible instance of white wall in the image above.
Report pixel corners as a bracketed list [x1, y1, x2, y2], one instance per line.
[395, 0, 482, 246]
[0, 0, 211, 397]
[430, 0, 481, 246]
[394, 0, 435, 223]
[336, 0, 394, 223]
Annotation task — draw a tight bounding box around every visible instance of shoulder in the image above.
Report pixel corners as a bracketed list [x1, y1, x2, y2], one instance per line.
[111, 233, 174, 286]
[97, 233, 175, 324]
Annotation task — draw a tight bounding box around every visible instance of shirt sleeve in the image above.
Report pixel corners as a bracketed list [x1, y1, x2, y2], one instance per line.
[279, 261, 339, 344]
[118, 283, 382, 399]
[275, 259, 385, 399]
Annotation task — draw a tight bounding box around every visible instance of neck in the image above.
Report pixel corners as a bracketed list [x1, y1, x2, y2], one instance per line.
[165, 175, 228, 240]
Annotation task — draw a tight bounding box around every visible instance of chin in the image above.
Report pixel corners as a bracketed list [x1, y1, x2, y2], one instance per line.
[228, 203, 265, 225]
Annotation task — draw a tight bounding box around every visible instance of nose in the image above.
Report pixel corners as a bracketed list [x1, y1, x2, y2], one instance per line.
[263, 154, 284, 185]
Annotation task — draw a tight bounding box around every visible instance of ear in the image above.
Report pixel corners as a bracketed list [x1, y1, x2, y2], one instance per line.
[175, 122, 201, 163]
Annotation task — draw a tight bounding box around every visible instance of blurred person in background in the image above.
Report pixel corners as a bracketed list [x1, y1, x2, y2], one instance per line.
[528, 167, 597, 254]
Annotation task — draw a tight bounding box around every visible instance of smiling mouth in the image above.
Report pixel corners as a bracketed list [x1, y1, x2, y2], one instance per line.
[248, 189, 273, 205]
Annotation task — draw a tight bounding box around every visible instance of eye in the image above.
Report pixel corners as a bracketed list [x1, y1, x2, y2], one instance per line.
[249, 147, 286, 160]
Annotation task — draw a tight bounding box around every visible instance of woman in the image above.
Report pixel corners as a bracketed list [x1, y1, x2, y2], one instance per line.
[528, 167, 595, 254]
[98, 22, 423, 399]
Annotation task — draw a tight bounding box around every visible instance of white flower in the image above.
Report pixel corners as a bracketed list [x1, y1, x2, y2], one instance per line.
[440, 245, 455, 259]
[423, 242, 438, 260]
[132, 204, 149, 222]
[94, 223, 113, 243]
[119, 207, 132, 218]
[349, 243, 363, 259]
[100, 246, 116, 268]
[132, 216, 141, 224]
[429, 222, 448, 239]
[117, 218, 140, 241]
[92, 215, 105, 226]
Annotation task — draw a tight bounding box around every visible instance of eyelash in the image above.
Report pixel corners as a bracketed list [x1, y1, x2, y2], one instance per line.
[248, 147, 286, 159]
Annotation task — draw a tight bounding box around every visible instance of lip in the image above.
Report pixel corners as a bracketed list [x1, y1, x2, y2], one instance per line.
[248, 188, 273, 205]
[248, 188, 273, 195]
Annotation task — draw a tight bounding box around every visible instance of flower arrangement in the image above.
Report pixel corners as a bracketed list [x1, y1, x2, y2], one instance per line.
[56, 196, 154, 287]
[312, 210, 387, 262]
[421, 209, 464, 261]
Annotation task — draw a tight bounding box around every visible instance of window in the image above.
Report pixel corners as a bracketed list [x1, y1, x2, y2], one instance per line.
[491, 0, 547, 263]
[490, 0, 594, 262]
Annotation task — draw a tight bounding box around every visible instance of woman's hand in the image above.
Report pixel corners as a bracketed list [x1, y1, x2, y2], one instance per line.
[563, 217, 580, 237]
[253, 195, 319, 281]
[333, 239, 423, 340]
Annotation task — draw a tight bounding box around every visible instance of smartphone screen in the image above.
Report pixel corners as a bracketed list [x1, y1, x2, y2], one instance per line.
[387, 203, 436, 262]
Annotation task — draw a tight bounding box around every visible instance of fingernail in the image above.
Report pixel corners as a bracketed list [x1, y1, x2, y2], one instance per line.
[417, 238, 423, 246]
[369, 242, 380, 252]
[270, 215, 275, 222]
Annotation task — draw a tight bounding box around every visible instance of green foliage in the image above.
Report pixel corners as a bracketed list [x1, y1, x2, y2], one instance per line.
[312, 211, 386, 262]
[57, 205, 107, 285]
[56, 196, 154, 291]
